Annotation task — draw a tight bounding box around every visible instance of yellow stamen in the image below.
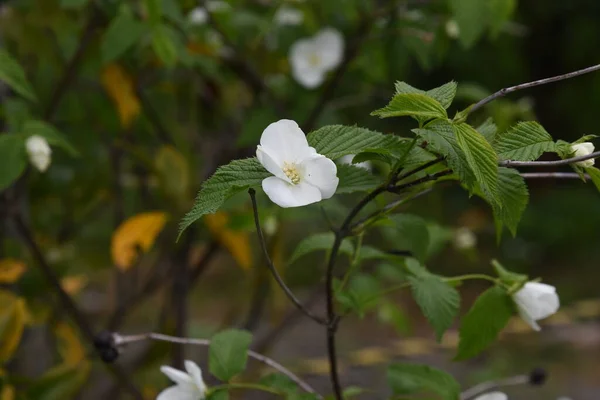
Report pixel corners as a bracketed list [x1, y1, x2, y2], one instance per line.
[283, 162, 301, 185]
[308, 52, 321, 67]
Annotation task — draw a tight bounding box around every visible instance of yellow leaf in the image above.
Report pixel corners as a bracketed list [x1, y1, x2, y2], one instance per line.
[204, 212, 252, 271]
[1, 385, 15, 400]
[101, 63, 141, 128]
[60, 275, 88, 296]
[0, 259, 26, 283]
[54, 322, 85, 365]
[0, 292, 27, 363]
[111, 211, 169, 270]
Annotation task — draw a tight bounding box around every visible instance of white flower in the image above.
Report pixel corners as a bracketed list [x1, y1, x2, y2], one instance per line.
[205, 0, 231, 12]
[263, 215, 279, 236]
[445, 19, 460, 39]
[289, 28, 344, 89]
[274, 6, 304, 26]
[256, 119, 339, 208]
[473, 392, 508, 400]
[188, 7, 207, 25]
[571, 142, 595, 168]
[158, 360, 206, 400]
[453, 227, 476, 250]
[512, 282, 560, 331]
[25, 135, 51, 172]
[339, 154, 371, 171]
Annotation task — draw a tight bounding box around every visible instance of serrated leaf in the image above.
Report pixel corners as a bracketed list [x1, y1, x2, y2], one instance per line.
[492, 167, 529, 238]
[209, 329, 252, 381]
[387, 362, 460, 400]
[394, 81, 458, 109]
[477, 117, 498, 144]
[455, 286, 513, 360]
[22, 120, 78, 156]
[414, 120, 476, 188]
[288, 232, 354, 265]
[494, 121, 555, 161]
[336, 164, 381, 193]
[307, 125, 406, 160]
[0, 48, 37, 102]
[371, 93, 447, 120]
[389, 214, 430, 262]
[179, 158, 270, 235]
[453, 122, 499, 202]
[409, 274, 460, 342]
[102, 13, 148, 64]
[0, 135, 27, 191]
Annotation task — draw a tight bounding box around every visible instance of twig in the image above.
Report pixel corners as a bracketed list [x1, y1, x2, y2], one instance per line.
[469, 63, 600, 114]
[389, 170, 453, 193]
[248, 189, 327, 325]
[521, 172, 591, 179]
[393, 157, 444, 183]
[112, 332, 322, 398]
[460, 375, 528, 400]
[12, 214, 143, 399]
[499, 151, 600, 167]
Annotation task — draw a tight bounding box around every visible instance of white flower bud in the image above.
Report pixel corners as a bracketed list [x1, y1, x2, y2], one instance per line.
[274, 7, 303, 26]
[445, 19, 460, 39]
[25, 135, 52, 172]
[512, 282, 560, 331]
[571, 142, 595, 168]
[263, 215, 278, 236]
[453, 227, 476, 250]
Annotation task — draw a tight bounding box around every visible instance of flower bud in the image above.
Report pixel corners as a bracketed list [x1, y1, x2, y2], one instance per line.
[25, 135, 51, 172]
[512, 282, 560, 331]
[453, 227, 476, 250]
[445, 19, 460, 39]
[571, 142, 595, 168]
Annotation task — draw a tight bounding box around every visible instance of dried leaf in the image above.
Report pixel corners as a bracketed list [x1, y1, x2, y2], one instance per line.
[0, 259, 26, 283]
[60, 275, 88, 296]
[54, 322, 86, 365]
[204, 212, 252, 271]
[0, 292, 27, 362]
[100, 63, 141, 128]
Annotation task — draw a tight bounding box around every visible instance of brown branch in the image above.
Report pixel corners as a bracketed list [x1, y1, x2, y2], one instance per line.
[500, 151, 600, 167]
[521, 172, 592, 179]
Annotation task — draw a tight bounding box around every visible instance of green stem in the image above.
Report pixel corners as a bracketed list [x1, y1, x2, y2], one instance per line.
[444, 274, 499, 284]
[209, 383, 283, 396]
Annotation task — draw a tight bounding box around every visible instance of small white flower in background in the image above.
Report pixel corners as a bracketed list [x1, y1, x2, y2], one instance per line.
[25, 135, 51, 172]
[263, 215, 279, 236]
[158, 360, 206, 400]
[453, 227, 476, 250]
[571, 142, 595, 167]
[445, 19, 460, 39]
[512, 282, 560, 331]
[274, 6, 304, 26]
[187, 1, 230, 25]
[256, 119, 339, 208]
[473, 392, 508, 400]
[339, 154, 371, 171]
[289, 28, 344, 89]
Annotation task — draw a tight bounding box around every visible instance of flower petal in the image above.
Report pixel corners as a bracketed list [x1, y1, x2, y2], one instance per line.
[300, 155, 339, 199]
[314, 28, 344, 71]
[259, 119, 313, 163]
[257, 146, 289, 182]
[184, 360, 206, 396]
[473, 392, 508, 400]
[262, 176, 322, 207]
[160, 366, 193, 386]
[157, 385, 198, 400]
[291, 65, 326, 89]
[289, 39, 315, 72]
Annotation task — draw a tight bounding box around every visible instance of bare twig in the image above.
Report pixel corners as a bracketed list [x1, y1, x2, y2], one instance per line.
[460, 375, 528, 400]
[248, 189, 327, 325]
[469, 63, 600, 114]
[500, 151, 600, 167]
[113, 332, 322, 398]
[521, 172, 591, 179]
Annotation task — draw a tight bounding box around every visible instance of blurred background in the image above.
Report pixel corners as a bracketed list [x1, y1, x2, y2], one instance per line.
[1, 0, 599, 399]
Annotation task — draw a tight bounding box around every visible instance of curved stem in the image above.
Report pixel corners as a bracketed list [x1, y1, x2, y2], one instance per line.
[325, 233, 344, 400]
[444, 274, 499, 285]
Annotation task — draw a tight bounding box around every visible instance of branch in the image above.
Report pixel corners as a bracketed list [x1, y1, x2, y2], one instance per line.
[460, 375, 528, 400]
[248, 189, 327, 325]
[521, 172, 591, 180]
[500, 151, 600, 167]
[112, 332, 322, 398]
[12, 214, 143, 399]
[389, 170, 453, 193]
[469, 63, 600, 114]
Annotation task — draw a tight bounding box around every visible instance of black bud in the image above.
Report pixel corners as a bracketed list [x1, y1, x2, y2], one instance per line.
[93, 330, 114, 350]
[99, 346, 119, 363]
[529, 367, 548, 386]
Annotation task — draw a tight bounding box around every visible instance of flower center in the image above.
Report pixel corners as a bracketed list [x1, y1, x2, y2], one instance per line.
[283, 162, 301, 184]
[308, 52, 321, 67]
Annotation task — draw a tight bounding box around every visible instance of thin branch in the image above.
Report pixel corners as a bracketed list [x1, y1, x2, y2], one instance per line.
[469, 63, 600, 114]
[389, 170, 453, 193]
[460, 375, 528, 400]
[500, 151, 600, 167]
[393, 157, 444, 184]
[12, 214, 143, 399]
[521, 172, 591, 179]
[248, 189, 327, 325]
[112, 332, 322, 398]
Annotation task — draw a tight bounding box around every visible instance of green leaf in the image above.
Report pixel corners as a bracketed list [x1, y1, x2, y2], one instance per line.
[494, 121, 555, 161]
[389, 214, 430, 262]
[414, 120, 476, 188]
[371, 93, 447, 120]
[476, 117, 498, 144]
[60, 0, 88, 8]
[207, 390, 229, 400]
[453, 122, 499, 202]
[394, 81, 458, 109]
[587, 167, 600, 193]
[387, 363, 460, 400]
[336, 274, 381, 317]
[0, 48, 37, 102]
[179, 158, 269, 235]
[0, 135, 27, 190]
[488, 0, 517, 37]
[455, 286, 513, 360]
[492, 167, 529, 237]
[152, 24, 178, 67]
[336, 164, 381, 194]
[102, 13, 148, 64]
[22, 120, 78, 156]
[288, 232, 354, 265]
[409, 273, 460, 342]
[144, 0, 162, 24]
[209, 329, 253, 381]
[26, 363, 91, 400]
[307, 125, 406, 160]
[449, 0, 489, 48]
